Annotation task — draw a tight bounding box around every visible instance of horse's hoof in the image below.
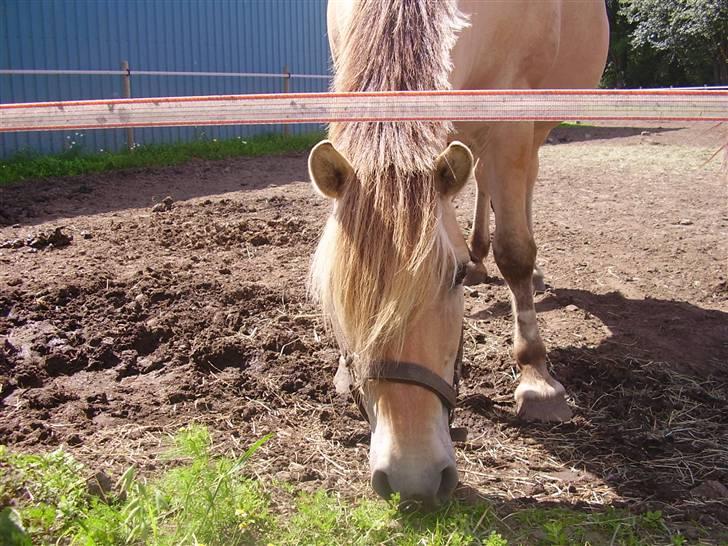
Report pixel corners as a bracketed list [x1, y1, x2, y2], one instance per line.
[464, 263, 488, 286]
[515, 379, 572, 422]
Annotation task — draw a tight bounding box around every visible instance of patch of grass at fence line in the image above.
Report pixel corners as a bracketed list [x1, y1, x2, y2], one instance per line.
[558, 121, 596, 128]
[0, 132, 325, 186]
[0, 426, 698, 545]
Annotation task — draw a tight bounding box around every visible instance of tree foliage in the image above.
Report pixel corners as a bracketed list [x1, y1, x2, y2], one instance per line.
[602, 0, 727, 87]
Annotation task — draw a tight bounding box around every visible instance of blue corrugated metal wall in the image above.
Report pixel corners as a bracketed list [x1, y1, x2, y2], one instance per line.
[0, 0, 331, 157]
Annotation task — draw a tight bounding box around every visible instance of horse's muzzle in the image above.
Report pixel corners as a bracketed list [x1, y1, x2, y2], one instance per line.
[371, 458, 459, 509]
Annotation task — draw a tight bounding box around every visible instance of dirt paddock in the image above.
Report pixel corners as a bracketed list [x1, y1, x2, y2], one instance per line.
[1, 123, 726, 530]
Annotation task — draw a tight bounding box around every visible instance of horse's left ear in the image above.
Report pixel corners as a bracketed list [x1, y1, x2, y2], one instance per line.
[434, 141, 473, 196]
[308, 140, 354, 199]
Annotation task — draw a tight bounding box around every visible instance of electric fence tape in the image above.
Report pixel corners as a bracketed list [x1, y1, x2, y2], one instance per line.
[1, 89, 726, 133]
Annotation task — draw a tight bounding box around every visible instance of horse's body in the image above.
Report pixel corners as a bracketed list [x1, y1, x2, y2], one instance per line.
[310, 0, 609, 507]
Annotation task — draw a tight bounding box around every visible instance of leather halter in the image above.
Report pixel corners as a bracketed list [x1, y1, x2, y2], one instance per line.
[336, 329, 467, 442]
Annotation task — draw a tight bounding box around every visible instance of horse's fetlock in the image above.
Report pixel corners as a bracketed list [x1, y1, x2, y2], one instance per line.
[469, 235, 490, 263]
[514, 338, 546, 367]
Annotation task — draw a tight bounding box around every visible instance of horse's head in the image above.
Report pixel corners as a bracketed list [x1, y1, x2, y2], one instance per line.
[309, 139, 473, 508]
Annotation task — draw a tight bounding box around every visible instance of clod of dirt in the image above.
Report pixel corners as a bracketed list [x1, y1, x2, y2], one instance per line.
[677, 219, 694, 226]
[26, 387, 78, 410]
[88, 341, 120, 370]
[1, 227, 72, 250]
[691, 480, 728, 499]
[0, 238, 24, 249]
[131, 323, 169, 355]
[0, 375, 11, 398]
[44, 347, 87, 376]
[152, 196, 175, 213]
[28, 227, 73, 249]
[86, 470, 114, 500]
[286, 462, 322, 483]
[190, 335, 250, 370]
[249, 233, 270, 246]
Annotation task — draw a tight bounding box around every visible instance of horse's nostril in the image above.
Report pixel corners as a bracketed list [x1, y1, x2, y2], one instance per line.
[372, 464, 458, 510]
[371, 469, 394, 500]
[437, 464, 459, 502]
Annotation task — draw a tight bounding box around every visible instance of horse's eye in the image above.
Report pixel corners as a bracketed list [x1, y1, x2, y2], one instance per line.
[453, 262, 468, 287]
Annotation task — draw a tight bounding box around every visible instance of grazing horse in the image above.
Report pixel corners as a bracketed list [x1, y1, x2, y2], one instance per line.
[309, 0, 609, 506]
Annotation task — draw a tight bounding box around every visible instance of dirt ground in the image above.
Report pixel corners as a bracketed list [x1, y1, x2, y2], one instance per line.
[1, 122, 727, 534]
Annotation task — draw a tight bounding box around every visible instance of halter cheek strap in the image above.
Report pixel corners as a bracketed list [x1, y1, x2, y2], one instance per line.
[337, 328, 467, 442]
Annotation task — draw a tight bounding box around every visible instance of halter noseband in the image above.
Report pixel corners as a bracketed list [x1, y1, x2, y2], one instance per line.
[335, 329, 467, 442]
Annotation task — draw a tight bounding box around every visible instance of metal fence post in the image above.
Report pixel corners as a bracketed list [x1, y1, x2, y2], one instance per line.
[282, 65, 290, 136]
[121, 60, 135, 150]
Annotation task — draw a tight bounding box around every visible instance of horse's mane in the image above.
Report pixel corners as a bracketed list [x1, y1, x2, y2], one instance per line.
[311, 0, 468, 363]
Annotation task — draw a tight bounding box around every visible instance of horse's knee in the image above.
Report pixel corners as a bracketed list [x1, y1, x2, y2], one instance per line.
[493, 231, 536, 283]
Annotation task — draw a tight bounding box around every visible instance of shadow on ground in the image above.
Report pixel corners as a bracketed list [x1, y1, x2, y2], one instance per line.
[464, 288, 728, 529]
[547, 125, 680, 144]
[0, 153, 309, 227]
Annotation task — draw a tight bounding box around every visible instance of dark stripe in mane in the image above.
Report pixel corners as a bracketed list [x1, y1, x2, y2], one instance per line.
[312, 0, 467, 360]
[330, 0, 467, 174]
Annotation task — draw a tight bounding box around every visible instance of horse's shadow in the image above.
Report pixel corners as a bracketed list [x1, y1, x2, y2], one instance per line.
[538, 289, 727, 374]
[462, 288, 728, 527]
[0, 152, 310, 227]
[547, 125, 680, 144]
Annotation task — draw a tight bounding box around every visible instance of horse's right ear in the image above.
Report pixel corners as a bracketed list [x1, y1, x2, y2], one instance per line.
[308, 140, 353, 199]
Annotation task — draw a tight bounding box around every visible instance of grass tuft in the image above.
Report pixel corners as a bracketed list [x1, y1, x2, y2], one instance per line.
[0, 427, 705, 545]
[0, 132, 324, 185]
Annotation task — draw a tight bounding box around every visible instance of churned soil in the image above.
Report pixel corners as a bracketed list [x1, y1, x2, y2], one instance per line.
[1, 123, 726, 534]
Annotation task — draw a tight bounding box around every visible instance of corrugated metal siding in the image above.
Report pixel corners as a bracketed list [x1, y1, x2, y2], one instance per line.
[0, 0, 331, 157]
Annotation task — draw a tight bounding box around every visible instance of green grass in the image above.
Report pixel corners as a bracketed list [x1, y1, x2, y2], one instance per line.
[558, 121, 597, 128]
[0, 132, 325, 185]
[0, 426, 699, 545]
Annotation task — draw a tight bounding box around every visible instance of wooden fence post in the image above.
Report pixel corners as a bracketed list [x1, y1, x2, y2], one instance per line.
[282, 65, 290, 136]
[121, 60, 135, 151]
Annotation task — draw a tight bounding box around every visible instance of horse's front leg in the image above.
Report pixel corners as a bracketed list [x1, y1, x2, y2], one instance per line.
[527, 122, 559, 293]
[464, 159, 491, 286]
[489, 122, 571, 422]
[526, 154, 546, 293]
